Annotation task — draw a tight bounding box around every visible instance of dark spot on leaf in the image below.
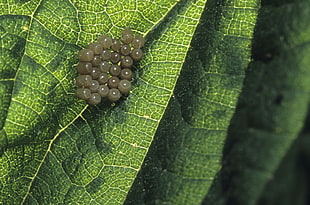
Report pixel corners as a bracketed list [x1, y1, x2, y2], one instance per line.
[95, 138, 113, 154]
[11, 37, 26, 57]
[265, 52, 272, 59]
[212, 109, 227, 119]
[64, 185, 84, 204]
[76, 134, 93, 153]
[274, 94, 283, 105]
[62, 153, 82, 180]
[0, 130, 7, 156]
[85, 176, 105, 195]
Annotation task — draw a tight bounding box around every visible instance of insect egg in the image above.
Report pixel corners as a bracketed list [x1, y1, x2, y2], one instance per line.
[99, 61, 111, 72]
[90, 67, 100, 79]
[76, 87, 91, 100]
[130, 48, 143, 60]
[76, 75, 92, 87]
[121, 28, 134, 44]
[101, 49, 112, 61]
[108, 76, 120, 88]
[110, 52, 121, 64]
[87, 93, 102, 105]
[108, 88, 121, 102]
[98, 34, 112, 49]
[88, 42, 103, 55]
[91, 55, 101, 66]
[89, 80, 99, 92]
[132, 35, 145, 48]
[118, 79, 131, 94]
[119, 68, 133, 80]
[98, 85, 109, 97]
[121, 56, 133, 68]
[78, 49, 94, 61]
[77, 62, 92, 74]
[111, 39, 121, 51]
[120, 44, 131, 56]
[98, 72, 109, 84]
[109, 65, 121, 76]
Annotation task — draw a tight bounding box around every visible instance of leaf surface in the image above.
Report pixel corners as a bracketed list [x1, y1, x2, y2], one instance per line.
[126, 0, 260, 204]
[0, 0, 207, 204]
[204, 1, 310, 205]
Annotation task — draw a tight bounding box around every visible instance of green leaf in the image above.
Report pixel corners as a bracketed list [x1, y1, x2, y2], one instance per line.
[125, 0, 260, 204]
[257, 132, 309, 205]
[204, 1, 310, 205]
[0, 0, 211, 204]
[0, 0, 264, 204]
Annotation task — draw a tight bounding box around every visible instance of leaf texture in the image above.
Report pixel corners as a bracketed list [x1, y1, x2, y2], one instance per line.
[204, 1, 310, 205]
[0, 0, 207, 204]
[126, 0, 260, 204]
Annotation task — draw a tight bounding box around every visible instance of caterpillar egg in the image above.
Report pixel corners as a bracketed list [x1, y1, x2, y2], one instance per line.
[118, 79, 131, 94]
[108, 88, 121, 102]
[87, 93, 101, 105]
[110, 52, 121, 64]
[89, 80, 99, 92]
[91, 55, 101, 66]
[76, 75, 92, 87]
[121, 28, 134, 44]
[121, 56, 133, 68]
[132, 35, 145, 48]
[90, 67, 100, 79]
[77, 62, 92, 74]
[111, 39, 121, 51]
[78, 49, 94, 61]
[101, 49, 112, 61]
[88, 42, 103, 55]
[109, 65, 121, 76]
[108, 76, 120, 88]
[98, 72, 109, 84]
[98, 34, 112, 49]
[120, 44, 131, 56]
[119, 68, 133, 80]
[76, 87, 91, 100]
[99, 61, 111, 72]
[98, 85, 109, 97]
[131, 48, 143, 60]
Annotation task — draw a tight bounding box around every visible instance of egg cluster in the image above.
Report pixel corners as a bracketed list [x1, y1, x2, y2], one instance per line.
[75, 28, 145, 105]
